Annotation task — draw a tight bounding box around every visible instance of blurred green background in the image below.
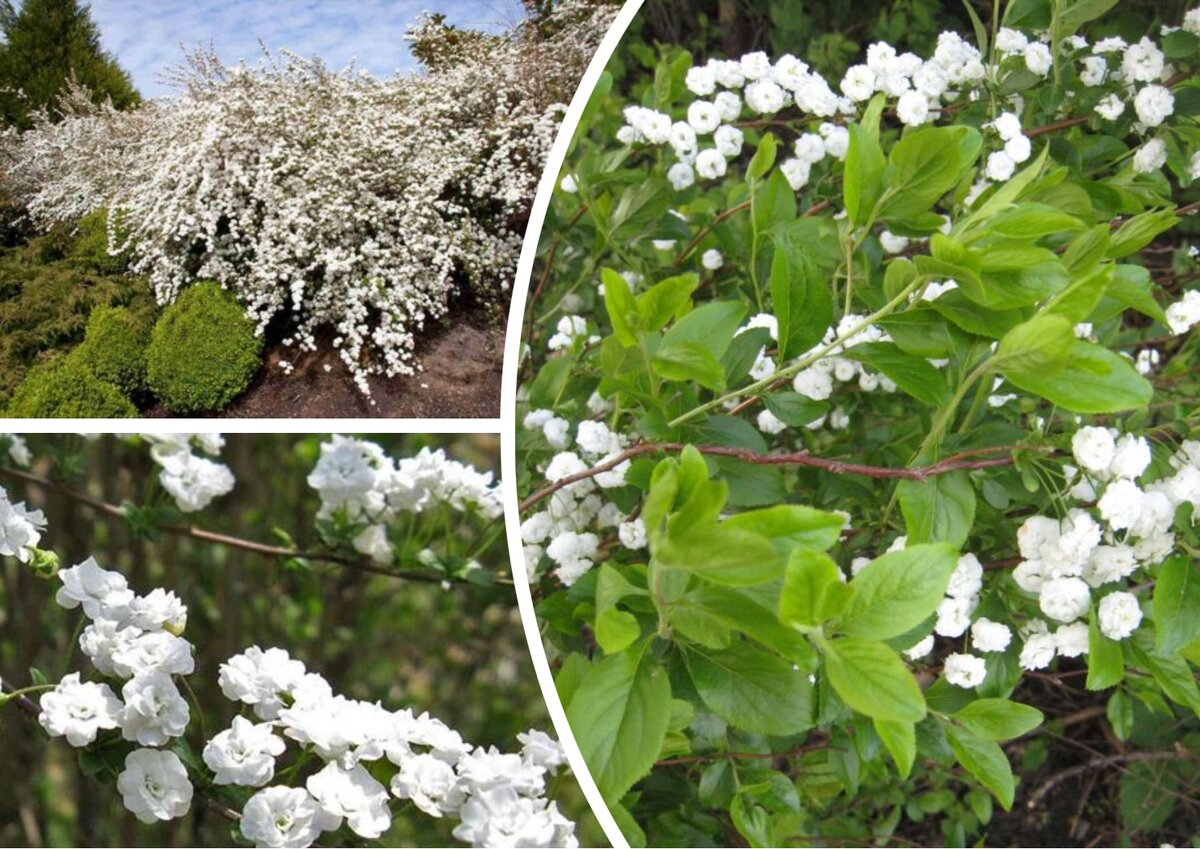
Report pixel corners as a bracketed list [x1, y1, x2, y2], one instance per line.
[0, 433, 604, 848]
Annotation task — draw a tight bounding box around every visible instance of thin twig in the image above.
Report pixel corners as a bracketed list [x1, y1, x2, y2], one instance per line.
[0, 467, 511, 587]
[519, 442, 1028, 513]
[1026, 749, 1196, 808]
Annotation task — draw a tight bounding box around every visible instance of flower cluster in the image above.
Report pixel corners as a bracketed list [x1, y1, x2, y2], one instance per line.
[615, 13, 1196, 198]
[13, 500, 576, 847]
[0, 1, 614, 395]
[139, 433, 235, 513]
[307, 434, 504, 564]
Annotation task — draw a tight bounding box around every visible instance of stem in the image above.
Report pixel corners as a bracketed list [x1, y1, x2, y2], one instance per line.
[668, 277, 925, 428]
[178, 674, 207, 742]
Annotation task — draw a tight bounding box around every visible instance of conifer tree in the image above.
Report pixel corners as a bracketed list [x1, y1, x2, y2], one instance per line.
[0, 0, 139, 128]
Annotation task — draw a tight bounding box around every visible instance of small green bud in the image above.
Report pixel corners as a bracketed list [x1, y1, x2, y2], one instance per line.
[28, 548, 60, 578]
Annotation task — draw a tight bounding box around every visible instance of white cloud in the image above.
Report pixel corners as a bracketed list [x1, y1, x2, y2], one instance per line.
[85, 0, 526, 97]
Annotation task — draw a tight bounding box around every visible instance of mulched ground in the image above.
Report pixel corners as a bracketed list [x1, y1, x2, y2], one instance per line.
[144, 304, 505, 419]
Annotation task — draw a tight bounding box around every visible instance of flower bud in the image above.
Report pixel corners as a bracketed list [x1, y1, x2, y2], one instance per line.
[28, 548, 60, 578]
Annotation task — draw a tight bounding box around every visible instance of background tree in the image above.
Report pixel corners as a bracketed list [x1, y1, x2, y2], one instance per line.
[0, 0, 139, 129]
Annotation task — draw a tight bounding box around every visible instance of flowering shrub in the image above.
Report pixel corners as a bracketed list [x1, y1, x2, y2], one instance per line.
[0, 1, 614, 395]
[518, 2, 1200, 845]
[0, 434, 581, 847]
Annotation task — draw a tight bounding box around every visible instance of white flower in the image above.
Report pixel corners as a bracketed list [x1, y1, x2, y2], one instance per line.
[995, 27, 1029, 54]
[559, 174, 577, 193]
[127, 588, 188, 633]
[1098, 591, 1143, 640]
[117, 749, 193, 824]
[120, 672, 189, 746]
[1166, 290, 1200, 334]
[971, 618, 1012, 652]
[757, 409, 786, 434]
[695, 149, 728, 180]
[946, 553, 983, 599]
[546, 531, 599, 586]
[0, 491, 45, 563]
[204, 716, 286, 786]
[667, 162, 695, 191]
[79, 618, 143, 676]
[1134, 85, 1174, 127]
[744, 80, 786, 114]
[2, 434, 31, 466]
[904, 634, 935, 660]
[896, 90, 930, 126]
[1132, 138, 1167, 173]
[110, 630, 195, 678]
[240, 786, 340, 848]
[686, 101, 721, 135]
[1095, 93, 1125, 120]
[1079, 55, 1108, 86]
[1084, 544, 1139, 587]
[1039, 576, 1091, 623]
[390, 753, 466, 817]
[700, 248, 724, 271]
[820, 123, 849, 158]
[944, 653, 987, 688]
[38, 672, 122, 746]
[994, 115, 1024, 143]
[740, 51, 772, 80]
[1098, 478, 1146, 530]
[714, 91, 743, 122]
[841, 64, 877, 101]
[1191, 151, 1200, 181]
[879, 230, 909, 254]
[452, 785, 578, 849]
[935, 596, 973, 637]
[1122, 37, 1165, 83]
[55, 556, 134, 621]
[985, 150, 1016, 181]
[1186, 6, 1200, 34]
[218, 646, 306, 719]
[306, 763, 392, 839]
[1072, 426, 1116, 475]
[1054, 622, 1090, 657]
[1005, 133, 1032, 163]
[793, 367, 833, 400]
[618, 518, 647, 550]
[1024, 42, 1053, 75]
[780, 157, 812, 190]
[685, 64, 717, 96]
[457, 745, 547, 796]
[1110, 434, 1151, 479]
[519, 729, 567, 773]
[713, 124, 744, 157]
[1019, 632, 1057, 670]
[157, 452, 235, 512]
[352, 524, 392, 564]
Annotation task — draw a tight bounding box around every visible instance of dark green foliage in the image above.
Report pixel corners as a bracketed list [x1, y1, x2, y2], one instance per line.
[0, 238, 154, 400]
[69, 209, 129, 274]
[0, 0, 139, 128]
[4, 353, 136, 417]
[72, 304, 150, 398]
[145, 282, 263, 413]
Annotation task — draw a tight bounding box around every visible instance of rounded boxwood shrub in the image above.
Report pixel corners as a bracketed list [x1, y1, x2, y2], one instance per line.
[72, 305, 152, 399]
[5, 355, 137, 418]
[146, 281, 262, 413]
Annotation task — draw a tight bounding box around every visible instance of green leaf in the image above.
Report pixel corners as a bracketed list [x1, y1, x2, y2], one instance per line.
[844, 123, 885, 226]
[747, 132, 777, 182]
[945, 723, 1015, 810]
[1153, 556, 1200, 655]
[1061, 0, 1120, 26]
[1128, 642, 1200, 717]
[566, 646, 672, 803]
[953, 699, 1044, 740]
[965, 143, 1048, 223]
[896, 472, 976, 549]
[655, 525, 782, 586]
[1001, 339, 1153, 413]
[684, 641, 814, 736]
[822, 636, 926, 722]
[996, 314, 1075, 376]
[602, 268, 638, 346]
[980, 204, 1082, 241]
[636, 274, 700, 333]
[595, 565, 647, 654]
[771, 249, 832, 362]
[874, 718, 916, 777]
[1107, 209, 1180, 259]
[662, 300, 747, 359]
[683, 586, 819, 669]
[837, 543, 958, 639]
[843, 342, 951, 406]
[722, 504, 845, 553]
[763, 392, 829, 427]
[610, 180, 671, 241]
[1086, 615, 1125, 690]
[779, 549, 852, 628]
[653, 343, 726, 391]
[880, 126, 982, 221]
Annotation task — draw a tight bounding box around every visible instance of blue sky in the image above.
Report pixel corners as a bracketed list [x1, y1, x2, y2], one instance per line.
[83, 0, 527, 97]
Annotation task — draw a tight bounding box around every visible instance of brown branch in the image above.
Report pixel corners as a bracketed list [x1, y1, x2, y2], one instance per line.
[519, 442, 1025, 513]
[0, 467, 510, 587]
[525, 204, 588, 352]
[1026, 749, 1197, 809]
[1025, 115, 1089, 139]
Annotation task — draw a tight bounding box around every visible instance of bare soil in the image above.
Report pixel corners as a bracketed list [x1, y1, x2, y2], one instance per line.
[144, 306, 505, 419]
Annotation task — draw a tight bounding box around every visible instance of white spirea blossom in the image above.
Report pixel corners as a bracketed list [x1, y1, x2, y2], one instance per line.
[203, 715, 287, 786]
[944, 653, 987, 688]
[1019, 632, 1057, 670]
[219, 645, 307, 720]
[701, 248, 724, 270]
[306, 763, 393, 839]
[1039, 576, 1092, 623]
[38, 672, 122, 746]
[971, 618, 1012, 652]
[0, 487, 46, 563]
[1098, 591, 1143, 640]
[156, 452, 235, 512]
[390, 753, 466, 817]
[120, 672, 190, 746]
[1166, 290, 1200, 334]
[1, 7, 614, 395]
[116, 749, 193, 824]
[452, 786, 579, 849]
[240, 786, 341, 848]
[55, 556, 134, 620]
[1133, 85, 1174, 127]
[1133, 138, 1167, 173]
